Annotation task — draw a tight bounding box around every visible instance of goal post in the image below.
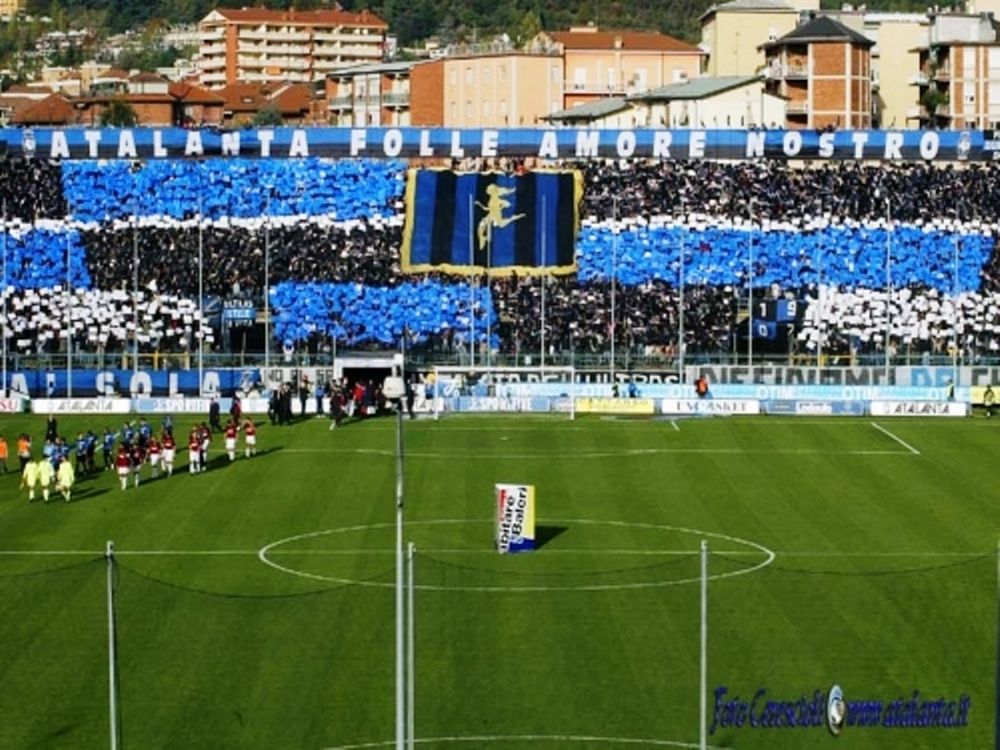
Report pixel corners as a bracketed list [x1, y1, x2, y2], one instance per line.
[431, 366, 576, 420]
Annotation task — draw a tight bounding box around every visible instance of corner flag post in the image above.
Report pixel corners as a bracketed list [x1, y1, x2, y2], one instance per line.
[700, 540, 708, 750]
[106, 540, 120, 750]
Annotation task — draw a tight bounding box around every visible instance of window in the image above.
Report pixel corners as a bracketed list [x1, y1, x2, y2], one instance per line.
[449, 69, 457, 86]
[465, 100, 473, 117]
[483, 100, 491, 116]
[573, 68, 586, 90]
[499, 65, 506, 82]
[465, 66, 473, 84]
[634, 67, 647, 90]
[607, 68, 617, 89]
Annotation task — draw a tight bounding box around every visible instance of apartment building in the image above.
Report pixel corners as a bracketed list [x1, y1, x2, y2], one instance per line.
[911, 12, 1000, 129]
[410, 53, 563, 127]
[326, 61, 413, 126]
[196, 7, 387, 89]
[699, 0, 801, 77]
[532, 25, 704, 109]
[762, 15, 874, 128]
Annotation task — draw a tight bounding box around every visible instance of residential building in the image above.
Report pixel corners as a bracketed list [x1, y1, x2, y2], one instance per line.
[74, 75, 226, 127]
[326, 60, 413, 126]
[911, 12, 1000, 129]
[196, 7, 387, 89]
[819, 9, 926, 127]
[219, 81, 319, 126]
[699, 0, 801, 77]
[12, 93, 74, 126]
[762, 15, 874, 128]
[630, 75, 787, 127]
[410, 53, 563, 127]
[532, 25, 704, 109]
[545, 75, 787, 128]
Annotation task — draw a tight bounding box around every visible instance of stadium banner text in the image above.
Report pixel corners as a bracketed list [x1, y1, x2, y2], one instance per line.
[6, 368, 258, 398]
[685, 365, 998, 388]
[0, 397, 27, 413]
[761, 400, 866, 416]
[869, 401, 968, 417]
[7, 127, 990, 162]
[575, 397, 656, 415]
[660, 399, 760, 415]
[495, 484, 535, 554]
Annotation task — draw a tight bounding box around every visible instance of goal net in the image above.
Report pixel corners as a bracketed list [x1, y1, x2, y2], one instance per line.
[431, 366, 576, 420]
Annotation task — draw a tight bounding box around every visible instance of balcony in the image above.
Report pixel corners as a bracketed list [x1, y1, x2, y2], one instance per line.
[782, 63, 809, 79]
[935, 104, 951, 117]
[237, 42, 267, 54]
[934, 66, 951, 81]
[201, 72, 226, 84]
[200, 29, 225, 41]
[908, 73, 928, 86]
[238, 29, 267, 40]
[328, 95, 353, 109]
[383, 92, 409, 106]
[265, 43, 309, 55]
[200, 56, 226, 70]
[201, 43, 226, 55]
[906, 105, 927, 119]
[338, 45, 384, 58]
[237, 56, 265, 67]
[786, 100, 809, 114]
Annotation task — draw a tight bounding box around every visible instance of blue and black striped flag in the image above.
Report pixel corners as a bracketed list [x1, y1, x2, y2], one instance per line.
[401, 169, 582, 276]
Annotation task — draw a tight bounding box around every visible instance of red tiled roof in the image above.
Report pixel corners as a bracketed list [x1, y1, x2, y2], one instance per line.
[169, 82, 225, 104]
[269, 83, 314, 114]
[12, 94, 75, 125]
[6, 84, 54, 94]
[549, 29, 700, 53]
[96, 68, 130, 80]
[130, 72, 168, 83]
[219, 82, 272, 112]
[212, 7, 387, 28]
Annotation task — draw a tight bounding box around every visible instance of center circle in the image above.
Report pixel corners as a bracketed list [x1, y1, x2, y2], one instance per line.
[258, 518, 775, 592]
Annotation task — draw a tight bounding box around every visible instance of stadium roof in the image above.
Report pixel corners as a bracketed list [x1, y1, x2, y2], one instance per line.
[326, 61, 415, 79]
[629, 75, 762, 101]
[545, 96, 632, 123]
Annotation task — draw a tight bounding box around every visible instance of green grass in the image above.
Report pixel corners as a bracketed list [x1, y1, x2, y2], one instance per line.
[0, 413, 997, 749]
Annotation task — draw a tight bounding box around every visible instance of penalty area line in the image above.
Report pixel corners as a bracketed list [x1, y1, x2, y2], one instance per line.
[870, 421, 921, 455]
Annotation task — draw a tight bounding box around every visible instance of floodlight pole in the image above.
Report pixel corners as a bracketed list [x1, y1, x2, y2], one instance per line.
[678, 209, 686, 381]
[394, 381, 406, 750]
[198, 195, 204, 398]
[1, 201, 6, 398]
[884, 197, 892, 380]
[264, 195, 271, 372]
[610, 197, 618, 381]
[407, 542, 415, 750]
[747, 208, 754, 368]
[132, 214, 139, 383]
[540, 196, 547, 373]
[105, 540, 120, 750]
[699, 540, 708, 750]
[468, 193, 475, 368]
[952, 235, 960, 383]
[66, 231, 72, 397]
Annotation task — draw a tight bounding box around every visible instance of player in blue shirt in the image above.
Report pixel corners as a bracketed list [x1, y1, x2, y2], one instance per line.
[101, 428, 116, 471]
[75, 433, 88, 474]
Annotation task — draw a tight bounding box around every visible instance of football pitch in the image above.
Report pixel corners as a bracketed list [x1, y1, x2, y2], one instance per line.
[0, 412, 997, 749]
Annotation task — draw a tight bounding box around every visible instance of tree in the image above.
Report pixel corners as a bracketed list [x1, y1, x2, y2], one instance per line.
[252, 103, 284, 127]
[100, 99, 138, 127]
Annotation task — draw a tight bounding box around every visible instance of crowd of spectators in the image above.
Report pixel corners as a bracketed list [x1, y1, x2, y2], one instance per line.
[1, 155, 999, 361]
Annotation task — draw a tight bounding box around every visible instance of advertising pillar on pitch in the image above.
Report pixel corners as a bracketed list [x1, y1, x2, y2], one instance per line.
[495, 484, 536, 554]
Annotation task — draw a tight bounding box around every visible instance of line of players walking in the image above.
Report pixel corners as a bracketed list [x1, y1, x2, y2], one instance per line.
[14, 411, 259, 502]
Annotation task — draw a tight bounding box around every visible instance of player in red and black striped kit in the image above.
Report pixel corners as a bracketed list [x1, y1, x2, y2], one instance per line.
[224, 420, 239, 462]
[243, 418, 257, 458]
[115, 445, 131, 491]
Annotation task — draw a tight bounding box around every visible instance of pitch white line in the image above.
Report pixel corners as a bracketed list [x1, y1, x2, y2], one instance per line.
[322, 734, 729, 749]
[670, 420, 680, 432]
[257, 518, 777, 592]
[281, 447, 909, 458]
[870, 421, 921, 455]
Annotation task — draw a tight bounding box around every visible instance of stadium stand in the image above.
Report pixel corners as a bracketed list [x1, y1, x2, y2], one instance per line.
[1, 155, 999, 361]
